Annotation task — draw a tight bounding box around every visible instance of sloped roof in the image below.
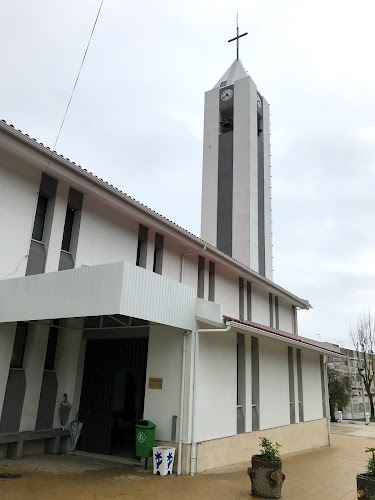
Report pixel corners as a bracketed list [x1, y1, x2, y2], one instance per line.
[0, 118, 311, 309]
[224, 316, 343, 356]
[213, 59, 249, 89]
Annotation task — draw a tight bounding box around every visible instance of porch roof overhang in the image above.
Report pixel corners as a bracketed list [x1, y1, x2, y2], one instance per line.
[0, 261, 195, 331]
[223, 315, 343, 356]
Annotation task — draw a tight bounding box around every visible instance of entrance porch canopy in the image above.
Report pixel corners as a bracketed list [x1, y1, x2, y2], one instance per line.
[0, 261, 197, 330]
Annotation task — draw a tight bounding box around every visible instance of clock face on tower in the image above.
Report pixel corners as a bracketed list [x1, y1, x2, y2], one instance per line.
[221, 88, 233, 101]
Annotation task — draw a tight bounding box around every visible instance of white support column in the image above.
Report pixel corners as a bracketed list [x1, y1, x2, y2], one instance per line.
[0, 322, 17, 418]
[19, 321, 49, 431]
[44, 182, 70, 273]
[54, 317, 85, 427]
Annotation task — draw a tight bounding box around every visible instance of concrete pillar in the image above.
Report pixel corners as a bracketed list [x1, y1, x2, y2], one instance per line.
[244, 333, 252, 432]
[19, 321, 49, 431]
[0, 322, 17, 417]
[54, 318, 85, 427]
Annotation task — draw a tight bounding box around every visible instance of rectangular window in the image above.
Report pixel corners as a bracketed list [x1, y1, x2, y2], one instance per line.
[61, 188, 83, 252]
[11, 322, 28, 369]
[239, 278, 244, 321]
[237, 333, 245, 434]
[269, 293, 273, 327]
[197, 256, 205, 298]
[246, 282, 252, 321]
[32, 195, 48, 241]
[153, 233, 164, 274]
[292, 306, 297, 334]
[320, 355, 327, 418]
[44, 319, 59, 370]
[61, 207, 75, 251]
[275, 296, 279, 329]
[208, 261, 215, 302]
[136, 224, 148, 268]
[251, 337, 260, 431]
[297, 349, 304, 422]
[288, 347, 296, 423]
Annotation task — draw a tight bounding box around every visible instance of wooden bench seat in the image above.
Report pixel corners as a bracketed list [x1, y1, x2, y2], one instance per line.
[0, 429, 71, 459]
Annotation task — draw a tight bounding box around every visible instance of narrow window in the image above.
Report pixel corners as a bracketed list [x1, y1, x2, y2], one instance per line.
[275, 296, 279, 329]
[251, 337, 260, 431]
[320, 355, 327, 418]
[269, 293, 273, 327]
[197, 256, 205, 298]
[292, 306, 297, 335]
[237, 333, 245, 434]
[239, 278, 244, 321]
[296, 349, 304, 422]
[246, 282, 252, 321]
[59, 189, 83, 271]
[208, 261, 215, 302]
[44, 319, 59, 370]
[288, 347, 296, 424]
[32, 195, 48, 242]
[153, 233, 164, 274]
[61, 208, 75, 251]
[10, 322, 29, 369]
[26, 173, 57, 276]
[136, 224, 148, 268]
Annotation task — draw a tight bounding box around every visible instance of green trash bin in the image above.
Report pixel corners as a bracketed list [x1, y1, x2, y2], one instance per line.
[135, 419, 156, 458]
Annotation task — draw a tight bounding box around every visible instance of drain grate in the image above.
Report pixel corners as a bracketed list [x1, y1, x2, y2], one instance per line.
[0, 473, 22, 479]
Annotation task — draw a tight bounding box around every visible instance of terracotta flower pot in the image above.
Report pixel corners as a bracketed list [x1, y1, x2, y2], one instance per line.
[247, 455, 285, 499]
[357, 473, 375, 499]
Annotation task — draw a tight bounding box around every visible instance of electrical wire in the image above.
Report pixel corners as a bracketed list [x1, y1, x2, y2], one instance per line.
[48, 0, 104, 167]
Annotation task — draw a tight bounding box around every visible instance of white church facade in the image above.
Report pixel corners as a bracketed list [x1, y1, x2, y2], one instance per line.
[0, 57, 340, 474]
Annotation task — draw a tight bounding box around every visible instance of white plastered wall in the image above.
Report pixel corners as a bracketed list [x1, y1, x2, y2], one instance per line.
[200, 88, 219, 245]
[0, 156, 40, 280]
[278, 298, 294, 333]
[251, 285, 270, 326]
[259, 336, 290, 429]
[196, 330, 236, 441]
[301, 349, 324, 421]
[262, 98, 273, 280]
[75, 195, 138, 268]
[143, 325, 183, 442]
[214, 265, 240, 319]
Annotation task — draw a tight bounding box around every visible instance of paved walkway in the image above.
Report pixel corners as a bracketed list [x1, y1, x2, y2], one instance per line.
[0, 424, 371, 499]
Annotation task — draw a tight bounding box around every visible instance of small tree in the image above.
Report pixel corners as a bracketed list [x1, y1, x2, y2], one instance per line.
[349, 311, 375, 418]
[327, 366, 351, 422]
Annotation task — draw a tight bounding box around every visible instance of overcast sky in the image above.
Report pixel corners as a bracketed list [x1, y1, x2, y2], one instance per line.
[1, 0, 375, 346]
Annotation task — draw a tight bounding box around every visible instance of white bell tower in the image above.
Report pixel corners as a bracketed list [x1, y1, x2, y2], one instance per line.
[200, 28, 273, 279]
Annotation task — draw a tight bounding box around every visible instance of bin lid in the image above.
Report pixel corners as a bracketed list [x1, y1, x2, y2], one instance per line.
[136, 419, 156, 429]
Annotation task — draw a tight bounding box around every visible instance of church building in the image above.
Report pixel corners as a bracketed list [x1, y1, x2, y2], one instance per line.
[0, 44, 340, 474]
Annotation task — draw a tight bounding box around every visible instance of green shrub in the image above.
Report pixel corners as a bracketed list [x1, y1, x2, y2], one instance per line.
[366, 448, 375, 477]
[258, 437, 281, 459]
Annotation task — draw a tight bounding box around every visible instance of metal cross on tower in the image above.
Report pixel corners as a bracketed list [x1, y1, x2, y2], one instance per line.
[228, 14, 248, 60]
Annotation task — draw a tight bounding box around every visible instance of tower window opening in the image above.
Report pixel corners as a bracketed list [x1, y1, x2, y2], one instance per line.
[220, 109, 233, 133]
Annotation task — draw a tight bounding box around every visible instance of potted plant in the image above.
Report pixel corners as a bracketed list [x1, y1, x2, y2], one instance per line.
[357, 447, 375, 499]
[247, 437, 285, 499]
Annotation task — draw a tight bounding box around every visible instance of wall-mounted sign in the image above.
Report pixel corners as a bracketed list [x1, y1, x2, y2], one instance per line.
[149, 377, 163, 390]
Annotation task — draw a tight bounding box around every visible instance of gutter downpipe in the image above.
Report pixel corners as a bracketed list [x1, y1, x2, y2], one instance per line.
[190, 322, 232, 476]
[177, 330, 190, 476]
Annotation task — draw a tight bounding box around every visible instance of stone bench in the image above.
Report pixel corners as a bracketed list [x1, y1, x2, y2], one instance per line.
[0, 428, 71, 459]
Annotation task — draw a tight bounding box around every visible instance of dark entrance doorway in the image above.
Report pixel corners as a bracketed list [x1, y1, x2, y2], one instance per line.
[78, 337, 148, 457]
